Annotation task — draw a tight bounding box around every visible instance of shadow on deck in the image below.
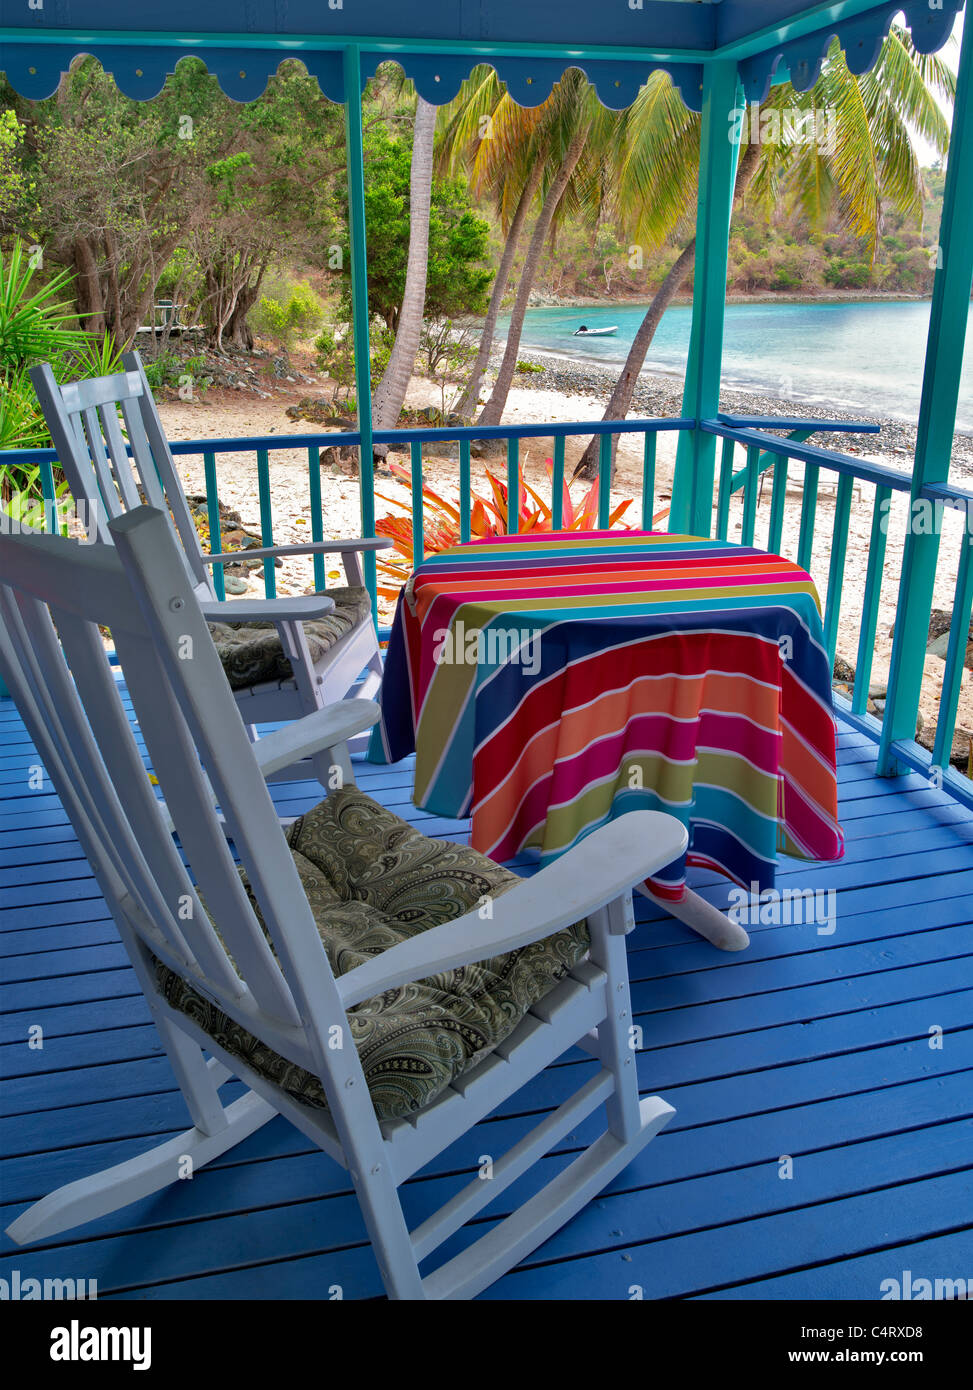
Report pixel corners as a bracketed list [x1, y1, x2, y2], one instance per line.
[1, 688, 971, 1300]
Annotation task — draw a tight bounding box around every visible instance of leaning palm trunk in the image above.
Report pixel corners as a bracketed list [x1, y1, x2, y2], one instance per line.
[573, 141, 761, 481]
[454, 160, 544, 420]
[478, 127, 589, 427]
[571, 241, 696, 480]
[372, 97, 438, 431]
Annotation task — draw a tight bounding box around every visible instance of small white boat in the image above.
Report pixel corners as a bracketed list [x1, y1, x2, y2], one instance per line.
[574, 324, 618, 337]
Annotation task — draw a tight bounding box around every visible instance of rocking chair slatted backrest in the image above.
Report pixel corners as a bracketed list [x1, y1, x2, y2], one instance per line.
[30, 357, 213, 598]
[0, 510, 358, 1067]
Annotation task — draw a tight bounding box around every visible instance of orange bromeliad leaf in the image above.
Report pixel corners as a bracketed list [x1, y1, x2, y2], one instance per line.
[482, 468, 510, 526]
[386, 462, 463, 524]
[470, 496, 496, 537]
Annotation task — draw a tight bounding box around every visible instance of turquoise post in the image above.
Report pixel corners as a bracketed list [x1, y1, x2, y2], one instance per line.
[641, 433, 657, 530]
[307, 445, 326, 592]
[459, 439, 472, 542]
[343, 45, 378, 625]
[852, 484, 892, 714]
[598, 433, 612, 529]
[670, 61, 742, 536]
[933, 529, 973, 767]
[203, 451, 225, 601]
[552, 436, 566, 531]
[410, 440, 425, 562]
[507, 437, 519, 534]
[878, 14, 973, 775]
[256, 448, 276, 599]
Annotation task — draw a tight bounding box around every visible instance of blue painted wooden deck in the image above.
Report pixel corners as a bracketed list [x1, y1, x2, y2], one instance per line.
[1, 684, 971, 1301]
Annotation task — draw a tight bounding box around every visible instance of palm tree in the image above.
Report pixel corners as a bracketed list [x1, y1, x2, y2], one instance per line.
[372, 94, 438, 430]
[572, 28, 954, 479]
[436, 68, 549, 418]
[478, 69, 614, 427]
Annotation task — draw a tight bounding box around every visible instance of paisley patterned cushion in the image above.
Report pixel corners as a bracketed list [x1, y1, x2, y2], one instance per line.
[154, 787, 589, 1122]
[208, 586, 371, 689]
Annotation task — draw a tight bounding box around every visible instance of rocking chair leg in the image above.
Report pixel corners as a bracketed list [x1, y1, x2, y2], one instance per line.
[352, 1164, 427, 1300]
[347, 649, 384, 752]
[5, 1090, 276, 1247]
[638, 883, 750, 951]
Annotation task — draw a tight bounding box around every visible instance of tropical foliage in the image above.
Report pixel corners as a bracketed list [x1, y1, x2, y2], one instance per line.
[0, 237, 121, 499]
[373, 458, 640, 599]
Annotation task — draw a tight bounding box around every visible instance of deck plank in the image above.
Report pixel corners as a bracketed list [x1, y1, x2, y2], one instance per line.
[1, 693, 971, 1300]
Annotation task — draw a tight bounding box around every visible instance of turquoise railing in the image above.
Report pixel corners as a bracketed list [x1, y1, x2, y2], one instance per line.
[703, 417, 973, 811]
[0, 414, 691, 633]
[3, 410, 971, 812]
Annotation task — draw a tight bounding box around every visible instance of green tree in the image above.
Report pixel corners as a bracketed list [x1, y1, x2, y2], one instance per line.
[1, 56, 346, 349]
[341, 121, 492, 336]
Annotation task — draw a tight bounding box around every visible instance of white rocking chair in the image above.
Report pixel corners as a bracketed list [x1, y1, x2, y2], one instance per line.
[29, 351, 390, 781]
[0, 506, 688, 1300]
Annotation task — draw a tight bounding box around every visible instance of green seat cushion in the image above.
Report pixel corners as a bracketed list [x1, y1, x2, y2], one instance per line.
[154, 787, 589, 1122]
[208, 585, 371, 689]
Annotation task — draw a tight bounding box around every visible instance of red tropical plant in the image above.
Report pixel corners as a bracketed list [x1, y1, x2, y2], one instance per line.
[374, 457, 666, 600]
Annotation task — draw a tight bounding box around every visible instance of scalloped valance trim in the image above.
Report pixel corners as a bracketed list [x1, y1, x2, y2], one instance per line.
[739, 0, 964, 103]
[0, 41, 704, 112]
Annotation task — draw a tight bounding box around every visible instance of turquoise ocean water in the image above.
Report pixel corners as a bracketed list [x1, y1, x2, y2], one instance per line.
[496, 300, 973, 433]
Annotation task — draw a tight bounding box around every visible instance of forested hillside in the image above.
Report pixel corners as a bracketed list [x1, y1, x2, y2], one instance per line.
[514, 166, 946, 303]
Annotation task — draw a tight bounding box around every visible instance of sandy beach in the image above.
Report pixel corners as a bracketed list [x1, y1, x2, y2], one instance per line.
[159, 362, 973, 753]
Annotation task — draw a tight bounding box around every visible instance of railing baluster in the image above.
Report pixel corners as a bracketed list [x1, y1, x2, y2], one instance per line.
[598, 433, 613, 529]
[741, 444, 759, 546]
[852, 483, 892, 715]
[797, 461, 820, 573]
[203, 451, 225, 601]
[307, 445, 326, 593]
[716, 438, 734, 540]
[256, 447, 276, 599]
[410, 439, 425, 562]
[642, 433, 657, 531]
[822, 472, 854, 669]
[459, 439, 471, 543]
[38, 457, 66, 537]
[932, 528, 973, 768]
[552, 435, 566, 531]
[507, 437, 519, 535]
[767, 454, 788, 555]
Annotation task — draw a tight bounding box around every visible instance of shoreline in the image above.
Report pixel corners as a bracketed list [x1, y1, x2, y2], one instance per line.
[498, 347, 973, 469]
[523, 290, 933, 309]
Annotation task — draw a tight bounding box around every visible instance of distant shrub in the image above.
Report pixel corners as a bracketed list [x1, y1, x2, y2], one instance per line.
[251, 279, 324, 347]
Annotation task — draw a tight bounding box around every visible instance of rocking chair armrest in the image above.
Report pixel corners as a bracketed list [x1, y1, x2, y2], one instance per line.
[336, 811, 688, 1010]
[198, 594, 336, 624]
[203, 538, 393, 565]
[251, 700, 381, 780]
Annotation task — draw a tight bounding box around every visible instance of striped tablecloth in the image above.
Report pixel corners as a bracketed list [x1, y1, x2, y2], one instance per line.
[370, 530, 844, 900]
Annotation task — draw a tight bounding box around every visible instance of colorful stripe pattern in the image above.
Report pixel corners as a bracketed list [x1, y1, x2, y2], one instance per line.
[370, 531, 843, 899]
